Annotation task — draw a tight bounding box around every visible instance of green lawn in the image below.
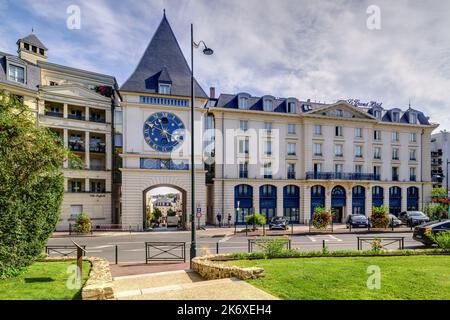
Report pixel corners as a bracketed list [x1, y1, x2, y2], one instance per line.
[0, 261, 90, 300]
[226, 256, 450, 300]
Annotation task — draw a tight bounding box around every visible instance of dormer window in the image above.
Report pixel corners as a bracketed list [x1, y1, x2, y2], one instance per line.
[336, 109, 344, 117]
[8, 63, 25, 84]
[410, 113, 417, 124]
[374, 110, 381, 119]
[24, 43, 30, 51]
[238, 97, 249, 109]
[263, 99, 273, 112]
[158, 84, 171, 95]
[287, 101, 296, 113]
[392, 111, 400, 122]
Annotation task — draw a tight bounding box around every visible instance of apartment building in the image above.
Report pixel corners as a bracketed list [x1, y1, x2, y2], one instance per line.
[431, 131, 450, 189]
[0, 33, 120, 230]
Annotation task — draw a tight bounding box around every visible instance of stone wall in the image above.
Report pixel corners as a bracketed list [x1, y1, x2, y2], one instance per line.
[43, 256, 114, 300]
[191, 254, 264, 280]
[81, 257, 114, 300]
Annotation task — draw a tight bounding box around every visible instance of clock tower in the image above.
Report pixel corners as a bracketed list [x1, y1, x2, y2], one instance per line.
[119, 12, 209, 230]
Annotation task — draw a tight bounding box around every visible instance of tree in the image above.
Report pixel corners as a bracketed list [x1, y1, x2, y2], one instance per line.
[152, 208, 163, 225]
[0, 92, 75, 278]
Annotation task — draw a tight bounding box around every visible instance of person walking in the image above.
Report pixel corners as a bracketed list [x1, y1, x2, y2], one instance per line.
[216, 213, 222, 227]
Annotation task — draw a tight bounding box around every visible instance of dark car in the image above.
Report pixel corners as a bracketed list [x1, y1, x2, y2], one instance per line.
[345, 214, 370, 228]
[389, 214, 402, 228]
[413, 220, 450, 246]
[269, 216, 288, 230]
[399, 211, 430, 227]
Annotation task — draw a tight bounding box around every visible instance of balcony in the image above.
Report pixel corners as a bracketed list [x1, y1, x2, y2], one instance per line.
[90, 143, 106, 153]
[69, 141, 85, 152]
[306, 172, 381, 181]
[68, 114, 85, 121]
[410, 175, 417, 182]
[392, 175, 399, 181]
[287, 172, 296, 179]
[90, 116, 106, 123]
[45, 111, 63, 118]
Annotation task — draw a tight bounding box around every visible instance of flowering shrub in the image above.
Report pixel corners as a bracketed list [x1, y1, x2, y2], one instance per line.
[312, 207, 332, 230]
[370, 205, 390, 228]
[74, 212, 92, 234]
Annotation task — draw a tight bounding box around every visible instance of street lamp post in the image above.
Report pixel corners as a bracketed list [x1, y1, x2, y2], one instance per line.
[190, 24, 213, 266]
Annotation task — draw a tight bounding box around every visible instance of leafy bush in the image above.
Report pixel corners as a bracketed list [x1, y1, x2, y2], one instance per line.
[312, 207, 332, 230]
[0, 92, 74, 279]
[245, 213, 266, 230]
[428, 231, 450, 249]
[424, 203, 448, 221]
[258, 238, 289, 258]
[370, 205, 390, 228]
[432, 188, 447, 198]
[229, 248, 449, 260]
[167, 209, 177, 217]
[371, 238, 384, 252]
[74, 213, 92, 234]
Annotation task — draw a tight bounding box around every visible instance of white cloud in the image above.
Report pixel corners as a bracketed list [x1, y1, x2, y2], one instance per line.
[1, 0, 449, 130]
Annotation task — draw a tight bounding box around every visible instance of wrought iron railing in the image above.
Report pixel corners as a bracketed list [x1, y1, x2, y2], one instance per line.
[306, 172, 381, 181]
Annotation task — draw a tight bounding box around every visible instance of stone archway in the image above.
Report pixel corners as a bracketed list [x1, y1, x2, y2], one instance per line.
[143, 184, 187, 230]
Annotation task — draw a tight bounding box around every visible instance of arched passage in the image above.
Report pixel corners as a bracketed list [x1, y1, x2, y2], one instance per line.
[311, 185, 326, 216]
[284, 185, 300, 223]
[352, 186, 366, 215]
[234, 184, 253, 224]
[407, 187, 420, 210]
[372, 186, 384, 208]
[389, 186, 402, 216]
[260, 185, 277, 221]
[143, 184, 186, 230]
[331, 185, 346, 222]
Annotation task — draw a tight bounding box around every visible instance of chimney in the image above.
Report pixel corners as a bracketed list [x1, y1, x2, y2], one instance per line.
[209, 87, 216, 99]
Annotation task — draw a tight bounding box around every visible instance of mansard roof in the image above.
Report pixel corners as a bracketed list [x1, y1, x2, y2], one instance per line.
[120, 14, 207, 98]
[212, 93, 433, 125]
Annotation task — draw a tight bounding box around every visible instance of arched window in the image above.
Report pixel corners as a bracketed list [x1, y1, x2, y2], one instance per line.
[407, 187, 419, 211]
[311, 185, 326, 216]
[389, 186, 402, 216]
[372, 186, 384, 207]
[284, 185, 300, 223]
[260, 185, 277, 221]
[352, 186, 366, 215]
[234, 184, 253, 224]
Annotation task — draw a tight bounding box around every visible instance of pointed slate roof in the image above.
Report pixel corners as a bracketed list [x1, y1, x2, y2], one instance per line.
[17, 34, 48, 50]
[120, 14, 208, 99]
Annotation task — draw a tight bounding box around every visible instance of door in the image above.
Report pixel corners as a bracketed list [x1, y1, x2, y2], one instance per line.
[332, 207, 343, 223]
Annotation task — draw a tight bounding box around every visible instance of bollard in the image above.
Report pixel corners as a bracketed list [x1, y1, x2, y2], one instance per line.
[322, 240, 327, 250]
[115, 245, 118, 265]
[216, 242, 219, 254]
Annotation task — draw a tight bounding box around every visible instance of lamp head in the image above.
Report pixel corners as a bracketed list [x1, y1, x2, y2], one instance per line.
[203, 47, 214, 55]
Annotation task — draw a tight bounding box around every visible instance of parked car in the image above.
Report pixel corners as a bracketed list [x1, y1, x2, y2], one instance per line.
[345, 214, 370, 228]
[399, 211, 430, 227]
[413, 220, 450, 246]
[389, 214, 402, 228]
[269, 216, 288, 230]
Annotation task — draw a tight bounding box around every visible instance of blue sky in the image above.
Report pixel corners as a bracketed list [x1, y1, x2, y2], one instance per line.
[1, 0, 449, 130]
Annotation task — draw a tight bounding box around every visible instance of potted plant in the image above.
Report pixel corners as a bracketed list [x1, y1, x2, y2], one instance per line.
[370, 205, 390, 228]
[312, 207, 332, 230]
[74, 212, 92, 234]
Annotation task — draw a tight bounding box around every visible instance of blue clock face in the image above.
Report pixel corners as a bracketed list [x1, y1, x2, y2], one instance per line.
[143, 112, 185, 152]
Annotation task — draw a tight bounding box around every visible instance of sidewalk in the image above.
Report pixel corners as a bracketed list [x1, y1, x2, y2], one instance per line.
[113, 270, 277, 300]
